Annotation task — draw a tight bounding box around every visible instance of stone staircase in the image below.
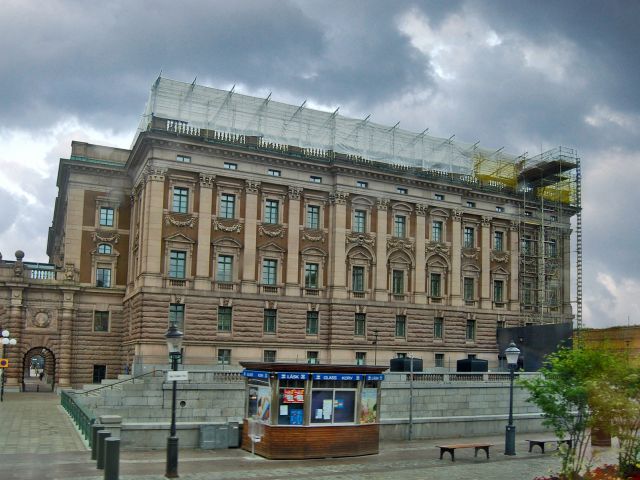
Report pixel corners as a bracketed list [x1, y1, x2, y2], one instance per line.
[70, 370, 245, 424]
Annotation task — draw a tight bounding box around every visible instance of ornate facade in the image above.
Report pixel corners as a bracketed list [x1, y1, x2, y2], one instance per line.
[0, 81, 577, 387]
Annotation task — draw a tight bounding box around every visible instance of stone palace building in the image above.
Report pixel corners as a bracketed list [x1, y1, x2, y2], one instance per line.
[0, 77, 581, 387]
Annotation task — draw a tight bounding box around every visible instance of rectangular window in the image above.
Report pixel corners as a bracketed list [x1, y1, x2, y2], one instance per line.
[267, 169, 281, 177]
[494, 280, 504, 303]
[94, 311, 109, 332]
[432, 221, 443, 242]
[395, 315, 406, 337]
[220, 194, 236, 219]
[435, 353, 444, 368]
[169, 250, 186, 278]
[546, 239, 558, 257]
[172, 187, 189, 213]
[434, 317, 443, 339]
[354, 313, 366, 336]
[262, 259, 277, 285]
[497, 320, 506, 329]
[263, 350, 276, 363]
[494, 231, 504, 251]
[463, 277, 474, 301]
[435, 193, 445, 201]
[265, 199, 279, 224]
[496, 206, 505, 213]
[96, 267, 111, 288]
[307, 205, 320, 229]
[356, 180, 368, 188]
[356, 352, 366, 365]
[217, 306, 232, 332]
[397, 187, 408, 195]
[392, 270, 404, 294]
[223, 162, 237, 170]
[169, 303, 185, 331]
[430, 273, 441, 297]
[463, 227, 474, 248]
[466, 319, 476, 341]
[310, 175, 322, 183]
[306, 311, 319, 335]
[305, 263, 319, 288]
[176, 155, 191, 163]
[218, 348, 231, 365]
[523, 281, 533, 305]
[353, 210, 367, 233]
[394, 215, 406, 238]
[352, 266, 365, 292]
[217, 255, 233, 282]
[522, 235, 534, 255]
[263, 309, 277, 333]
[524, 211, 532, 217]
[466, 201, 476, 208]
[307, 351, 319, 364]
[550, 215, 558, 222]
[397, 352, 407, 359]
[99, 207, 114, 227]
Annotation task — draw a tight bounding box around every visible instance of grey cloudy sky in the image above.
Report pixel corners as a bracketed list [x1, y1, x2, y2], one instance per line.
[1, 0, 638, 328]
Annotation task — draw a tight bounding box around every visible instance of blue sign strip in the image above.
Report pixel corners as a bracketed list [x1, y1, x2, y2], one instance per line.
[312, 373, 362, 381]
[365, 374, 385, 381]
[242, 370, 270, 379]
[277, 372, 308, 380]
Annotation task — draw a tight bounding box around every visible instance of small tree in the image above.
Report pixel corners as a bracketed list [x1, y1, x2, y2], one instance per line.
[521, 346, 620, 479]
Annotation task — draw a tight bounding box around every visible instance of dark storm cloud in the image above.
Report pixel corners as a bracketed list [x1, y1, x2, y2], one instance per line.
[0, 0, 453, 132]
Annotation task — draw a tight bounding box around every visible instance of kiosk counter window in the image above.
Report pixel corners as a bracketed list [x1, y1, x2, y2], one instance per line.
[310, 380, 358, 424]
[277, 379, 305, 425]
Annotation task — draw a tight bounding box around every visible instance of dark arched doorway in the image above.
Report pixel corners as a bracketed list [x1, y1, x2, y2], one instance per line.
[22, 347, 56, 392]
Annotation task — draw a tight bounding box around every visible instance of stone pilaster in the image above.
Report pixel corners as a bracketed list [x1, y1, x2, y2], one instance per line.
[63, 185, 85, 271]
[141, 167, 166, 288]
[414, 204, 427, 304]
[509, 221, 520, 310]
[480, 216, 492, 309]
[4, 285, 23, 387]
[285, 186, 302, 296]
[194, 174, 215, 290]
[328, 190, 348, 298]
[127, 191, 137, 287]
[241, 180, 260, 293]
[374, 199, 389, 301]
[450, 209, 462, 305]
[57, 289, 76, 387]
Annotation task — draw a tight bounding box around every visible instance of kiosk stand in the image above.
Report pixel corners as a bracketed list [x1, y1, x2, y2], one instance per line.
[240, 362, 386, 460]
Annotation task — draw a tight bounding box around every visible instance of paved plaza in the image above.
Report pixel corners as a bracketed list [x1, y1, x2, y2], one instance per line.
[0, 391, 620, 480]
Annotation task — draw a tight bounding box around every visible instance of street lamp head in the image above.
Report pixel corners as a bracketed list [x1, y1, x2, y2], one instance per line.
[165, 324, 184, 355]
[1, 329, 9, 338]
[9, 339, 16, 346]
[505, 341, 521, 366]
[1, 337, 8, 345]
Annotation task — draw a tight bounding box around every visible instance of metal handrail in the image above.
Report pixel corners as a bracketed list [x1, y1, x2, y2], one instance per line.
[61, 389, 95, 446]
[74, 369, 162, 396]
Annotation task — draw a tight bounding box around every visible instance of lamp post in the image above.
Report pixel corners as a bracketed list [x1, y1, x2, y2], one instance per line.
[165, 324, 184, 478]
[1, 329, 18, 402]
[504, 341, 521, 456]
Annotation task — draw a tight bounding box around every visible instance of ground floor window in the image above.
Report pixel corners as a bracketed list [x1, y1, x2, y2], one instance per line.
[311, 389, 357, 424]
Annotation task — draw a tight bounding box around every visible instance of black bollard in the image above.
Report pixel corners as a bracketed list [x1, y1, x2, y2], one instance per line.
[96, 431, 111, 469]
[104, 437, 120, 480]
[91, 425, 105, 460]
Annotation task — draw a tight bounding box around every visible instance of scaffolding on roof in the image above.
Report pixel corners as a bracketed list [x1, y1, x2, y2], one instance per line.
[136, 77, 528, 175]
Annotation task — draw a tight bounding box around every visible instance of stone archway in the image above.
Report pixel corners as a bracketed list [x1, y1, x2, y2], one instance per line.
[22, 347, 56, 392]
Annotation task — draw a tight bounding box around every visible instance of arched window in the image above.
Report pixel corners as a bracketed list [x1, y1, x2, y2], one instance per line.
[98, 244, 112, 254]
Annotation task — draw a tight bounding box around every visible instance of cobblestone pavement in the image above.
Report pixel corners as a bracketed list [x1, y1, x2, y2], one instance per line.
[0, 391, 620, 480]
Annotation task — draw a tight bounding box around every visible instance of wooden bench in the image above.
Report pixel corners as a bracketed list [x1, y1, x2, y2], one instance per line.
[436, 443, 492, 462]
[526, 439, 572, 453]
